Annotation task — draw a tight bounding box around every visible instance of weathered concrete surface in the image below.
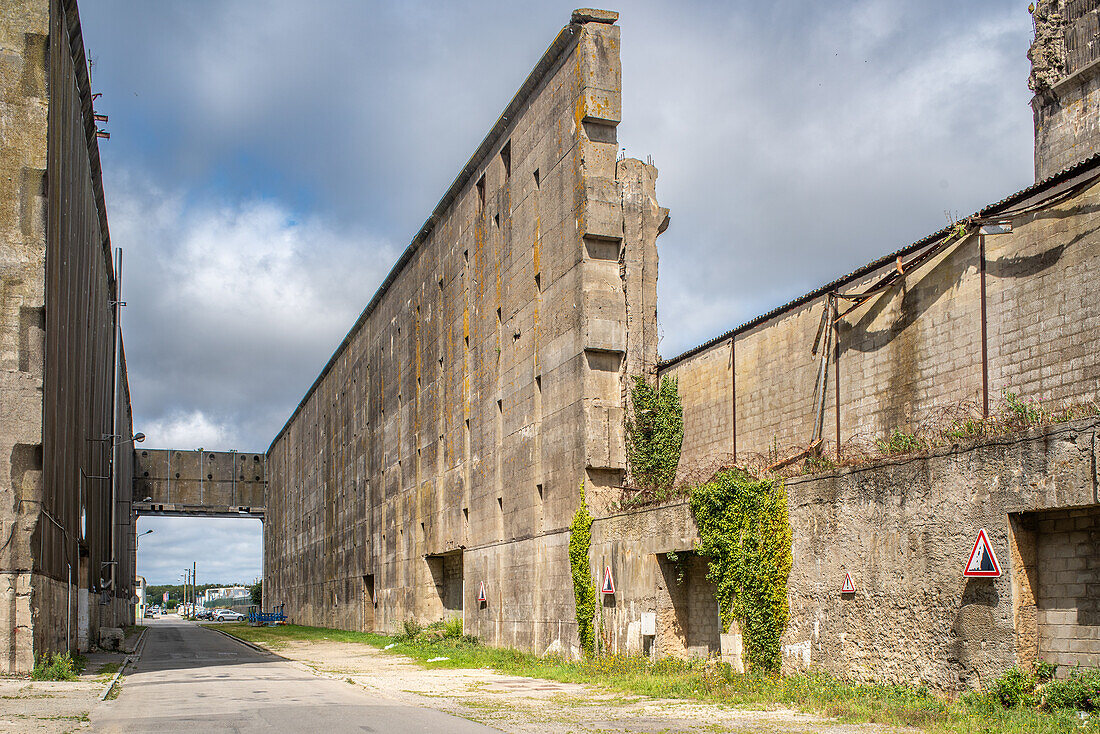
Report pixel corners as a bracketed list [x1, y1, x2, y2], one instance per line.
[134, 448, 265, 517]
[595, 417, 1100, 690]
[1031, 1, 1100, 179]
[0, 0, 136, 672]
[264, 8, 665, 654]
[0, 0, 49, 675]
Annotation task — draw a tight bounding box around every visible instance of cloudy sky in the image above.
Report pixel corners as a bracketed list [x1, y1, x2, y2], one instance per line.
[79, 0, 1036, 583]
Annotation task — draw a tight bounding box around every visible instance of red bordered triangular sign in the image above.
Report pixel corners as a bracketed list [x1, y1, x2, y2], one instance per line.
[841, 571, 855, 593]
[477, 581, 486, 602]
[601, 566, 615, 594]
[964, 528, 1001, 577]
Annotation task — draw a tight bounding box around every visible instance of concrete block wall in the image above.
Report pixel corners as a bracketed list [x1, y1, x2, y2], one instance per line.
[265, 8, 665, 654]
[1034, 507, 1100, 673]
[591, 416, 1100, 690]
[662, 175, 1100, 480]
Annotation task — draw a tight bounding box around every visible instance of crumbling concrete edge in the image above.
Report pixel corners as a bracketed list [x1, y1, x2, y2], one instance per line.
[99, 626, 148, 701]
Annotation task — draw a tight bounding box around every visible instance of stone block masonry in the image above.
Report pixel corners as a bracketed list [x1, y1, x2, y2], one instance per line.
[264, 8, 666, 653]
[1033, 507, 1100, 673]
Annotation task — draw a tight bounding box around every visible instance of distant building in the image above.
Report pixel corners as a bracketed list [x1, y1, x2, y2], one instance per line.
[199, 586, 250, 607]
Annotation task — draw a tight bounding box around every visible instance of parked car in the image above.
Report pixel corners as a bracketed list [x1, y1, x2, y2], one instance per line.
[213, 609, 246, 622]
[196, 608, 215, 620]
[143, 607, 156, 618]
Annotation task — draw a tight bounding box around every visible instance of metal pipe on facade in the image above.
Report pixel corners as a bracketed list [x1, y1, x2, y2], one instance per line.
[834, 310, 842, 462]
[109, 248, 122, 606]
[979, 234, 989, 417]
[729, 338, 736, 463]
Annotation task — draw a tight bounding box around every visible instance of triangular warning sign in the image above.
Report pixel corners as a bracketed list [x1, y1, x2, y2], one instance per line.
[477, 581, 486, 602]
[601, 566, 615, 594]
[841, 572, 855, 593]
[964, 528, 1001, 577]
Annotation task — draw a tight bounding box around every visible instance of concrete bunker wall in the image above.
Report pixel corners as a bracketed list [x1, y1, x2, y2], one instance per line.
[591, 416, 1100, 690]
[264, 9, 665, 653]
[134, 448, 266, 513]
[0, 0, 135, 671]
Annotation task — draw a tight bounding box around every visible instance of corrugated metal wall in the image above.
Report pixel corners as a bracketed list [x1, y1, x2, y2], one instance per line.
[39, 0, 129, 610]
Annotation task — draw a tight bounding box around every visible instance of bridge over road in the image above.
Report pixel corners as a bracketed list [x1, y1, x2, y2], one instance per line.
[133, 449, 265, 520]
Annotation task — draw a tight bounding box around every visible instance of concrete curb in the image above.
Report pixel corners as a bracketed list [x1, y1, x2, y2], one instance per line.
[100, 627, 148, 701]
[205, 626, 274, 656]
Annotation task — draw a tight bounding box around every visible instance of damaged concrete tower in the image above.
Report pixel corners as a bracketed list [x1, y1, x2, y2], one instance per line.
[1030, 0, 1100, 179]
[264, 8, 667, 653]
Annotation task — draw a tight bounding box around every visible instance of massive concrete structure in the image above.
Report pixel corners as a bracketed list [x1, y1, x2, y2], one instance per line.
[3, 0, 1094, 687]
[264, 4, 1100, 687]
[0, 0, 135, 672]
[265, 8, 665, 649]
[133, 449, 265, 519]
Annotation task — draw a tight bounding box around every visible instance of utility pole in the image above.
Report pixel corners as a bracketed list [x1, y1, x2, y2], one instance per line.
[192, 561, 197, 617]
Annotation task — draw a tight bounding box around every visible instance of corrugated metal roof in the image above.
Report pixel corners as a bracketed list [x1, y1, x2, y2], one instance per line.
[659, 151, 1100, 369]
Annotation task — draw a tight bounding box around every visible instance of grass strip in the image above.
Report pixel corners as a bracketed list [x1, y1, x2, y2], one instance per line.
[211, 623, 1097, 734]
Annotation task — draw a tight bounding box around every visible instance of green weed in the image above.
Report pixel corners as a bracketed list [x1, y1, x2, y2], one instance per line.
[30, 651, 83, 681]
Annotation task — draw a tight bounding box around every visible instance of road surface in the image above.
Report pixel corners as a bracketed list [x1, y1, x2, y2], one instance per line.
[91, 617, 497, 733]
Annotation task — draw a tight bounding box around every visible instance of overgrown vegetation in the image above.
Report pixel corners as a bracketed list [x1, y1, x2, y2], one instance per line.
[624, 375, 684, 502]
[690, 468, 792, 672]
[216, 623, 1100, 733]
[393, 617, 471, 645]
[30, 651, 83, 681]
[250, 580, 262, 606]
[568, 481, 596, 656]
[979, 663, 1100, 713]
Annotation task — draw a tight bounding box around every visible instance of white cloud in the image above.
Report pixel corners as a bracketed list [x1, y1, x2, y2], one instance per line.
[136, 516, 262, 586]
[141, 410, 230, 450]
[110, 172, 398, 450]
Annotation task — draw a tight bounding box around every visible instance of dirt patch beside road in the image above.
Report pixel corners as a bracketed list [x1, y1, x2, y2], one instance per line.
[252, 637, 908, 734]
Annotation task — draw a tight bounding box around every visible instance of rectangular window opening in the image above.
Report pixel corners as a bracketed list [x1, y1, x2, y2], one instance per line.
[534, 272, 541, 292]
[536, 483, 544, 500]
[497, 399, 502, 413]
[533, 168, 540, 189]
[494, 212, 500, 228]
[496, 307, 502, 324]
[476, 175, 486, 208]
[501, 140, 511, 178]
[497, 496, 503, 512]
[364, 574, 375, 605]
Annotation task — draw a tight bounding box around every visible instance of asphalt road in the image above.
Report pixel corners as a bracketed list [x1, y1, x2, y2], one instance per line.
[91, 618, 498, 733]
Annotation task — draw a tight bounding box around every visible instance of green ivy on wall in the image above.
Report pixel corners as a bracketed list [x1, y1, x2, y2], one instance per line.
[569, 481, 596, 656]
[690, 468, 793, 672]
[626, 375, 684, 495]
